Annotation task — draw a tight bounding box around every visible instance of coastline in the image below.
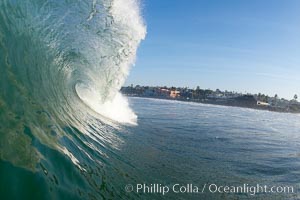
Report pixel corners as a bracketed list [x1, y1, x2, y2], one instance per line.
[123, 94, 300, 114]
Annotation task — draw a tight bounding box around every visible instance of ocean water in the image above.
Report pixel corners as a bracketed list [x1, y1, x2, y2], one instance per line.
[122, 97, 300, 200]
[2, 96, 300, 199]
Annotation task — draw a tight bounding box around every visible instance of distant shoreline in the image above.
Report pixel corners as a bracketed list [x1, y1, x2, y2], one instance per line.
[128, 95, 300, 114]
[121, 86, 300, 114]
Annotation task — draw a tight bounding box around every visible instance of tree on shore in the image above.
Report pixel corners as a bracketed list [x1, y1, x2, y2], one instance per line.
[294, 94, 298, 101]
[273, 94, 278, 105]
[257, 93, 261, 101]
[193, 86, 201, 99]
[266, 95, 269, 103]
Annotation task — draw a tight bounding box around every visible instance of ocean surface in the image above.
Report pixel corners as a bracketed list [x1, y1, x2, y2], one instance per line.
[1, 97, 300, 199]
[123, 97, 300, 200]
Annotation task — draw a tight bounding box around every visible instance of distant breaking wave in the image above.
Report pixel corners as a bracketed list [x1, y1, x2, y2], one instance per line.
[0, 0, 145, 172]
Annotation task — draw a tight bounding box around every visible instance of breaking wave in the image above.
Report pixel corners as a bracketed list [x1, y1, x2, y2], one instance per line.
[0, 0, 145, 188]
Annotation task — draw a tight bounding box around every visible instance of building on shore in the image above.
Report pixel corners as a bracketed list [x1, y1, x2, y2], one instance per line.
[170, 90, 180, 98]
[257, 101, 270, 106]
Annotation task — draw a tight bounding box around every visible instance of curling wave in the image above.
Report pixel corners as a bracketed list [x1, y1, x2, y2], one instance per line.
[0, 0, 145, 179]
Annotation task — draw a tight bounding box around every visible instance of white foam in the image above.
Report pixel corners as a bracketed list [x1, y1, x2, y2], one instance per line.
[110, 0, 146, 41]
[75, 83, 137, 125]
[74, 0, 145, 126]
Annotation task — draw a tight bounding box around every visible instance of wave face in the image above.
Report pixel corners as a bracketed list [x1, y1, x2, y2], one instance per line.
[0, 0, 145, 198]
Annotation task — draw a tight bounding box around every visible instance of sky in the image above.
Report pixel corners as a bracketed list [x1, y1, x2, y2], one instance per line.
[125, 0, 300, 99]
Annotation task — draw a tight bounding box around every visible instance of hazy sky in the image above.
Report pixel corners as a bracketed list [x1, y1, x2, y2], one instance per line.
[125, 0, 300, 99]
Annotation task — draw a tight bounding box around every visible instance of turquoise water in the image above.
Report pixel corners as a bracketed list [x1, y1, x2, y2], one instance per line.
[2, 97, 300, 199]
[0, 0, 146, 199]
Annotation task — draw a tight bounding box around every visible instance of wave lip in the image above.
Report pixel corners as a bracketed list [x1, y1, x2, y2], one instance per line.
[74, 0, 146, 125]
